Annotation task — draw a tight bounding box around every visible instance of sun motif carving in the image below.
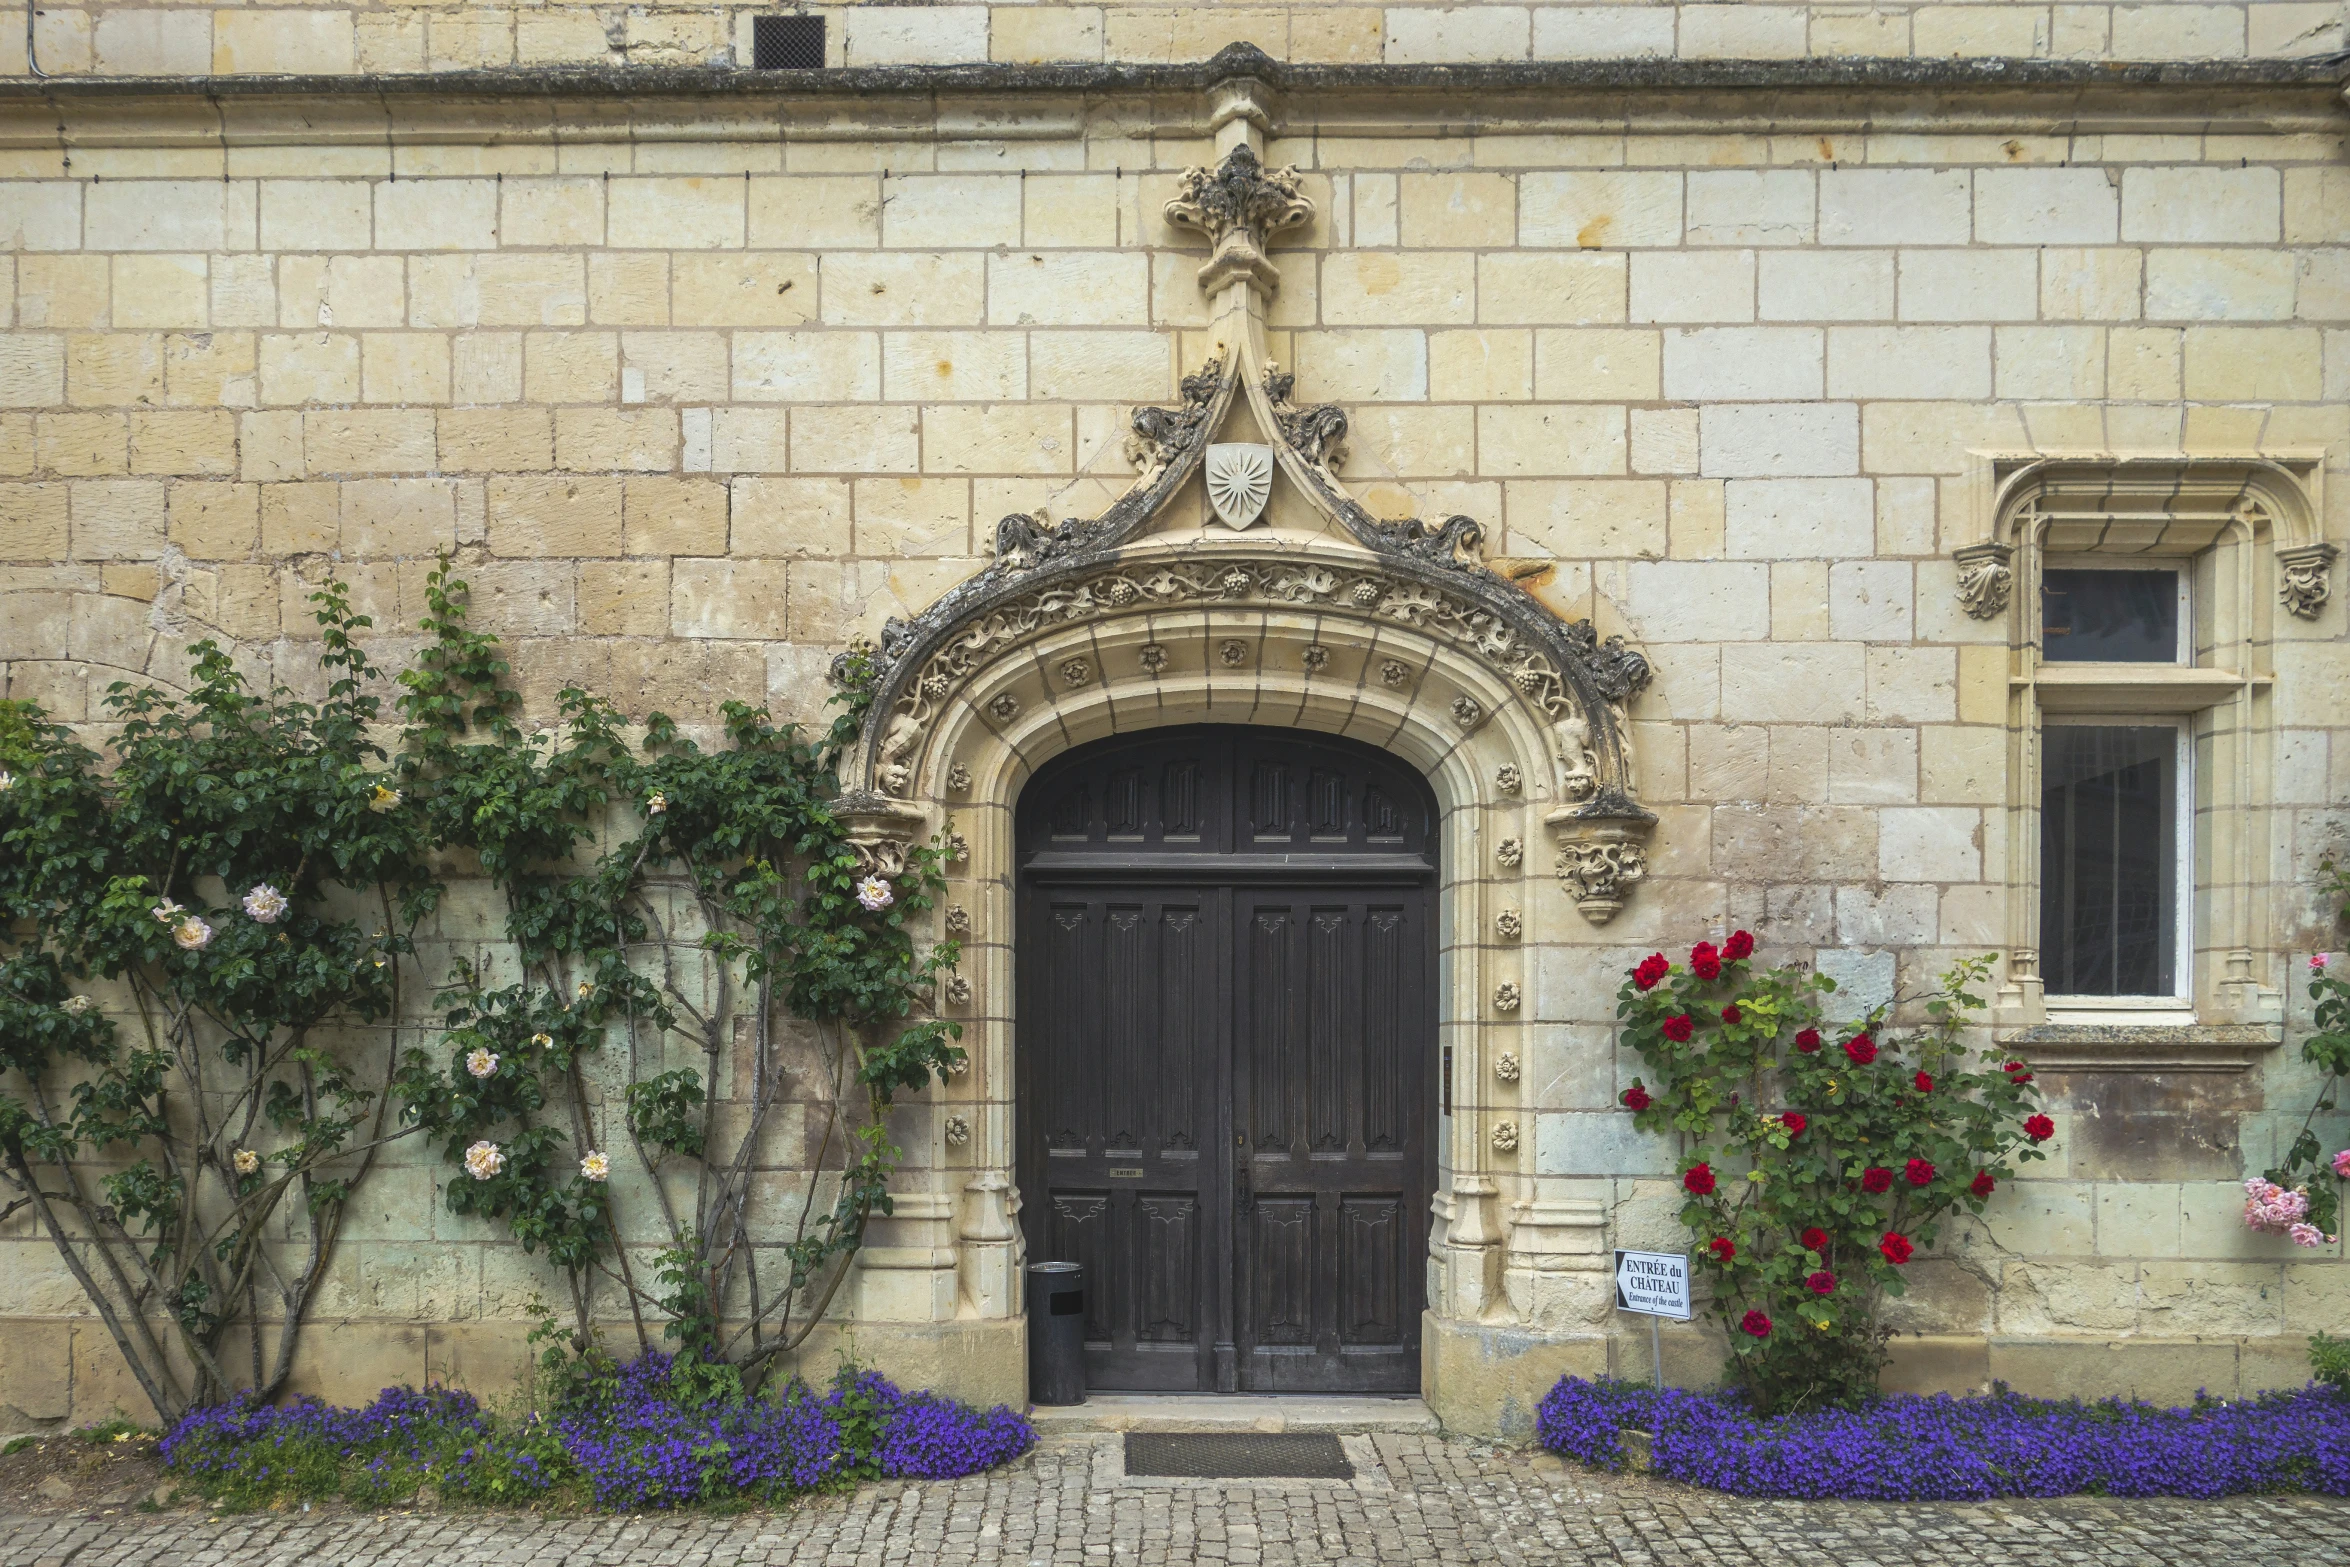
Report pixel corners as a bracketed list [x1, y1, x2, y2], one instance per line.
[1205, 443, 1275, 530]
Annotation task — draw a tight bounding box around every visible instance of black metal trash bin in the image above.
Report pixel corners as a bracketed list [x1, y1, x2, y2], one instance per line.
[1026, 1260, 1086, 1406]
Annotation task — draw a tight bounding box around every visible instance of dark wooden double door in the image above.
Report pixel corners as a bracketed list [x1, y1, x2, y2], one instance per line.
[1016, 727, 1436, 1393]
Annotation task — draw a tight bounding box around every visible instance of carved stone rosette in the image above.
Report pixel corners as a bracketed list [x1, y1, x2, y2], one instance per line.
[1953, 541, 2015, 620]
[1546, 809, 1652, 926]
[2278, 542, 2338, 619]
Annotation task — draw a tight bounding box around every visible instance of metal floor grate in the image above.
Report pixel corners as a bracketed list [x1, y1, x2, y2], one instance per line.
[1124, 1431, 1354, 1479]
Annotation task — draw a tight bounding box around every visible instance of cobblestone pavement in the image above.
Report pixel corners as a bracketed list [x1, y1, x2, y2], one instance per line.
[4, 1433, 2347, 1567]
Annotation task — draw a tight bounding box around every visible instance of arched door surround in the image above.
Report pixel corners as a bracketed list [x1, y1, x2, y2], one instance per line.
[817, 69, 1659, 1425]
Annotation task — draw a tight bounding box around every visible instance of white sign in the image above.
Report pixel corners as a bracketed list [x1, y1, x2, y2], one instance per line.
[1613, 1249, 1692, 1321]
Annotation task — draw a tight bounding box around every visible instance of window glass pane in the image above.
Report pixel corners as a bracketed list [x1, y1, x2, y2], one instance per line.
[2039, 725, 2178, 997]
[2040, 569, 2180, 662]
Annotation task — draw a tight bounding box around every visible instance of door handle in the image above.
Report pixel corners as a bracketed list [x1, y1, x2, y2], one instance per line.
[1235, 1161, 1252, 1214]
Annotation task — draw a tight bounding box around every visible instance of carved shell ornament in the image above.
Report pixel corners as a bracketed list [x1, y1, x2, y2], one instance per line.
[1206, 443, 1275, 530]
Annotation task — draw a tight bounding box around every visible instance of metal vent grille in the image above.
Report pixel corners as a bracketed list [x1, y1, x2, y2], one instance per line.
[752, 14, 825, 68]
[1124, 1432, 1353, 1480]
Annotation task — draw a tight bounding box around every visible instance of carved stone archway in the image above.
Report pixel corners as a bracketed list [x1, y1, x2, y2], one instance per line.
[825, 66, 1657, 1426]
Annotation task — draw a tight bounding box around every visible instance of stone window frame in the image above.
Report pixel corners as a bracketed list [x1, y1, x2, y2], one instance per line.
[1960, 451, 2330, 1072]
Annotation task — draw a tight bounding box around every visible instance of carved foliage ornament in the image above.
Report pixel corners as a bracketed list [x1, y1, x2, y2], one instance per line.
[1953, 542, 2015, 621]
[1557, 838, 1647, 925]
[1163, 145, 1314, 297]
[2279, 542, 2338, 620]
[874, 557, 1635, 778]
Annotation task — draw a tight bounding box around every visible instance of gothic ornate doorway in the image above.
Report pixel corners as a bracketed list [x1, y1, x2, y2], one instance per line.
[1014, 726, 1438, 1393]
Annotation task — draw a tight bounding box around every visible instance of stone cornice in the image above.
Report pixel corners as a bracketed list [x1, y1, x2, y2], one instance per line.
[0, 46, 2344, 142]
[6, 46, 2348, 100]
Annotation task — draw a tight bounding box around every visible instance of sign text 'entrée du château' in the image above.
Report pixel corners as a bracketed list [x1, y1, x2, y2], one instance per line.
[1612, 1250, 1692, 1321]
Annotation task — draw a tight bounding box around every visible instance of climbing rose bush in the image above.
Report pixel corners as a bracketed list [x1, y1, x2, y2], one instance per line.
[1536, 1376, 2350, 1499]
[1617, 943, 2050, 1413]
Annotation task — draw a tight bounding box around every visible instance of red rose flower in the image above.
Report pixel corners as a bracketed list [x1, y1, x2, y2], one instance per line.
[1969, 1170, 1996, 1197]
[1690, 942, 1722, 981]
[1914, 1071, 1934, 1093]
[1709, 1236, 1735, 1262]
[1633, 954, 1671, 991]
[1740, 1309, 1772, 1338]
[1722, 1004, 1743, 1024]
[1780, 1112, 1807, 1136]
[1723, 929, 1755, 962]
[1795, 1028, 1822, 1053]
[1879, 1233, 1914, 1265]
[1622, 1085, 1652, 1112]
[1800, 1227, 1830, 1251]
[1860, 1166, 1893, 1194]
[2005, 1059, 2035, 1084]
[1805, 1270, 1836, 1296]
[1661, 1014, 1695, 1043]
[1905, 1157, 1937, 1187]
[1843, 1033, 1877, 1065]
[2024, 1114, 2055, 1142]
[1683, 1163, 1717, 1196]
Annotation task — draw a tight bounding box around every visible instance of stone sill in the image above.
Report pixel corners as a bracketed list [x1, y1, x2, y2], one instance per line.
[1998, 1021, 2283, 1072]
[1, 46, 2344, 105]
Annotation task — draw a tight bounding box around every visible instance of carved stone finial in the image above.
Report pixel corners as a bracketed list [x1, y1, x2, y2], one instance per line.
[2279, 542, 2338, 620]
[1164, 145, 1313, 297]
[1954, 541, 2015, 620]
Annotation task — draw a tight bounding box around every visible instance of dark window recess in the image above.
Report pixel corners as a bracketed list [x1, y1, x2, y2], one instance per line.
[2040, 725, 2178, 996]
[2041, 568, 2180, 662]
[752, 14, 825, 68]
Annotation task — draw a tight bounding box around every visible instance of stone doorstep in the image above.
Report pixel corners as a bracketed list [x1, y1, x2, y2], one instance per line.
[1028, 1393, 1439, 1435]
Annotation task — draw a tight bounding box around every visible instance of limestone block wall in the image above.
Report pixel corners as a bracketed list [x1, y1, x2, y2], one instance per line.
[2, 65, 2348, 1427]
[1, 0, 2343, 78]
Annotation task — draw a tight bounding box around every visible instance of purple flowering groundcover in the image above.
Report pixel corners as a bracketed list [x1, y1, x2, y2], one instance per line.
[1537, 1375, 2350, 1500]
[161, 1353, 1035, 1511]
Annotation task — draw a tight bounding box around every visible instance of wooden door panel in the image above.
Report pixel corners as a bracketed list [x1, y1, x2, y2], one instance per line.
[1234, 890, 1429, 1393]
[1339, 1195, 1404, 1345]
[1137, 1194, 1201, 1343]
[1022, 888, 1221, 1390]
[1019, 727, 1433, 1397]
